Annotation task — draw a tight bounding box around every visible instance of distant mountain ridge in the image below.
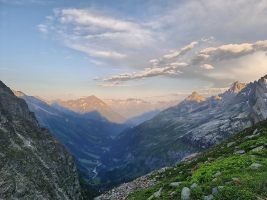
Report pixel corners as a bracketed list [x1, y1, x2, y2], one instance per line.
[97, 77, 267, 189]
[104, 98, 178, 119]
[54, 95, 126, 124]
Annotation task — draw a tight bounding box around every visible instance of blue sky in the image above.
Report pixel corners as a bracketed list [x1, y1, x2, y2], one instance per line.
[1, 0, 267, 100]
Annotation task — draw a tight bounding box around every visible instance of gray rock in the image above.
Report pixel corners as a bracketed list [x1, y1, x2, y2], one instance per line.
[190, 183, 198, 188]
[170, 191, 177, 196]
[232, 177, 241, 184]
[204, 194, 214, 200]
[218, 186, 224, 190]
[154, 188, 162, 198]
[96, 172, 157, 200]
[213, 171, 222, 177]
[181, 187, 190, 200]
[251, 146, 264, 152]
[227, 142, 235, 147]
[212, 187, 218, 195]
[148, 187, 162, 200]
[245, 135, 257, 139]
[234, 150, 245, 154]
[170, 182, 182, 187]
[249, 163, 263, 170]
[212, 178, 218, 182]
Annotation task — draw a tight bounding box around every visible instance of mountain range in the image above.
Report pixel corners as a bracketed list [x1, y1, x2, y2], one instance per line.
[97, 76, 267, 189]
[10, 74, 267, 194]
[104, 98, 178, 119]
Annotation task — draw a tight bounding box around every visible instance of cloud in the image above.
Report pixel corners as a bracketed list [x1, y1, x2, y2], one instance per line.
[103, 63, 187, 82]
[149, 40, 201, 67]
[195, 40, 267, 64]
[66, 43, 126, 59]
[153, 0, 267, 43]
[38, 8, 154, 61]
[36, 24, 48, 33]
[36, 1, 267, 88]
[162, 41, 198, 60]
[200, 64, 214, 70]
[101, 40, 267, 85]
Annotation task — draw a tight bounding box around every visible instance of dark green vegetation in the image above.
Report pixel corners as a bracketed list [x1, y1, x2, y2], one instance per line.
[127, 120, 267, 200]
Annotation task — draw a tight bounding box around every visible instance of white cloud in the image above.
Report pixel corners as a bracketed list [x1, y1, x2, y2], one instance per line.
[103, 63, 187, 82]
[200, 64, 214, 70]
[67, 43, 126, 59]
[38, 8, 154, 61]
[60, 9, 143, 33]
[36, 24, 48, 33]
[162, 41, 198, 59]
[101, 40, 267, 85]
[37, 1, 267, 88]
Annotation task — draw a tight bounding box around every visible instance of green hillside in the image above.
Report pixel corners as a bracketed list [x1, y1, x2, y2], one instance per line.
[128, 120, 267, 200]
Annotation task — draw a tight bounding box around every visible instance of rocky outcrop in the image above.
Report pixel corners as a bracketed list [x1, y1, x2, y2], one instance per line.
[0, 81, 82, 199]
[95, 170, 158, 200]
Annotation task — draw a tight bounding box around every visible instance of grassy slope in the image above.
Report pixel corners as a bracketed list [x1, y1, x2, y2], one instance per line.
[127, 120, 267, 200]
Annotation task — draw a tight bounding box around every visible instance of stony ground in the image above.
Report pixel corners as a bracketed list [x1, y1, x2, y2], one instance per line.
[94, 168, 166, 200]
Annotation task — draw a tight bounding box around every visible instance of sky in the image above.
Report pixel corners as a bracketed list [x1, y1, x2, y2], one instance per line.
[1, 0, 267, 101]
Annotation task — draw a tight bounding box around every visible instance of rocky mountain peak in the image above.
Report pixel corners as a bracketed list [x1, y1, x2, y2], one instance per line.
[13, 90, 26, 97]
[0, 80, 14, 95]
[0, 81, 37, 124]
[259, 75, 267, 85]
[55, 95, 126, 123]
[185, 91, 206, 103]
[85, 95, 101, 101]
[227, 81, 247, 94]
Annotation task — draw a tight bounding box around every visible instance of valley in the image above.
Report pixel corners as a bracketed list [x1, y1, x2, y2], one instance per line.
[1, 1, 267, 199]
[11, 75, 267, 196]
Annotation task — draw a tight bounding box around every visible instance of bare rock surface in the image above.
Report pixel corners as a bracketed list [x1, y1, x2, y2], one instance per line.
[0, 81, 82, 200]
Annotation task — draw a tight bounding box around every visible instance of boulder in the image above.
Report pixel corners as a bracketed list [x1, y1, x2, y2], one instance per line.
[170, 182, 182, 187]
[249, 163, 263, 170]
[181, 187, 190, 200]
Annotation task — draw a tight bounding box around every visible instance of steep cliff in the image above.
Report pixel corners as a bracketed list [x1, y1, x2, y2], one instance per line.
[0, 80, 82, 199]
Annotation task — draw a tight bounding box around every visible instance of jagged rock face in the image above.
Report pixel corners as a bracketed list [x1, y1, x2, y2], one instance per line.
[0, 81, 82, 200]
[98, 76, 267, 189]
